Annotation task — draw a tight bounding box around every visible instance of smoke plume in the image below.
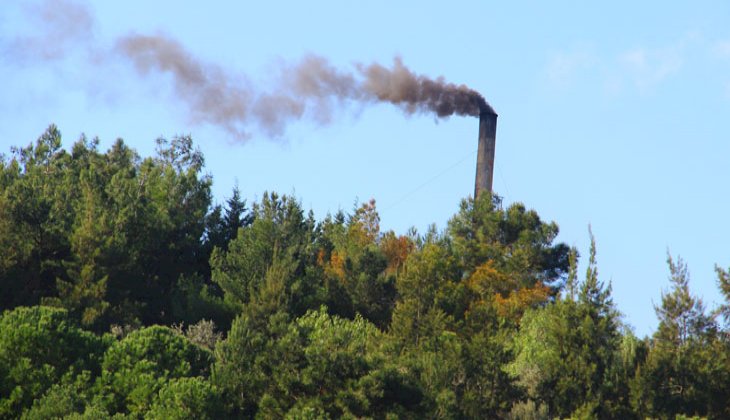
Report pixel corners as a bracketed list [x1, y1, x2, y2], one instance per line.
[118, 33, 493, 139]
[17, 0, 494, 140]
[7, 0, 94, 61]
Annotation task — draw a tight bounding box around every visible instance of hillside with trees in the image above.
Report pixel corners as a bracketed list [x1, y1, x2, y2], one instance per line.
[1, 126, 729, 419]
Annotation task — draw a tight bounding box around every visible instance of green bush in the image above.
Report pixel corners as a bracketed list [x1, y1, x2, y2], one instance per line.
[95, 325, 213, 416]
[146, 377, 223, 419]
[0, 306, 110, 418]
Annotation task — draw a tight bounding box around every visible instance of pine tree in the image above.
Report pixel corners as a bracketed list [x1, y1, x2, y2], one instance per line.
[641, 254, 720, 417]
[655, 254, 713, 347]
[223, 185, 252, 244]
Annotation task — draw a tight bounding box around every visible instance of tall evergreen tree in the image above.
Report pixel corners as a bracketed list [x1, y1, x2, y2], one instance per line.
[223, 185, 252, 243]
[655, 255, 713, 347]
[0, 125, 75, 308]
[714, 265, 730, 332]
[638, 254, 726, 418]
[508, 231, 628, 418]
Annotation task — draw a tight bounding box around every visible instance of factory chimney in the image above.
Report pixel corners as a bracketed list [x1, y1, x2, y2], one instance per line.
[475, 110, 498, 198]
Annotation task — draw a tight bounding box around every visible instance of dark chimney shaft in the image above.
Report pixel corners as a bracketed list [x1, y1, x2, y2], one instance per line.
[475, 111, 498, 198]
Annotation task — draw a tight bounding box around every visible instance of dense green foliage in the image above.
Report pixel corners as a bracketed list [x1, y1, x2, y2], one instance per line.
[1, 126, 729, 418]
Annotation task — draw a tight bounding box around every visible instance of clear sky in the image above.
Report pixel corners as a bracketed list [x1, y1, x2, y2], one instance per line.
[2, 1, 729, 337]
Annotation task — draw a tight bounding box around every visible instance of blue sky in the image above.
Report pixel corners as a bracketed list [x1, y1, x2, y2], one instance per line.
[2, 1, 729, 336]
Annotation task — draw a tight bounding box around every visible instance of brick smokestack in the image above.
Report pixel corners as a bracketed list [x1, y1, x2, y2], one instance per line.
[475, 111, 498, 198]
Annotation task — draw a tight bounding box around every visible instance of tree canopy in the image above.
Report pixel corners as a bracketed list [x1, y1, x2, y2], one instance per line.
[1, 126, 728, 418]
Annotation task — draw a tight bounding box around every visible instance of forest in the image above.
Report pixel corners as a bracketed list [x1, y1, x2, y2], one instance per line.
[0, 125, 729, 419]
